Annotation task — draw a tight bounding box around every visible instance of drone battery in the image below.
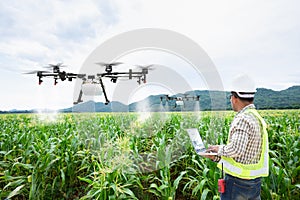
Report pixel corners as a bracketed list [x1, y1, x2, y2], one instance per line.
[218, 179, 225, 193]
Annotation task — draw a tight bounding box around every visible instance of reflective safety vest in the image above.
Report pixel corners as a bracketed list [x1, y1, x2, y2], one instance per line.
[217, 108, 269, 179]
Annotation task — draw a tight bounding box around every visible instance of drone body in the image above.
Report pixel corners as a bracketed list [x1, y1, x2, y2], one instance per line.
[26, 62, 154, 105]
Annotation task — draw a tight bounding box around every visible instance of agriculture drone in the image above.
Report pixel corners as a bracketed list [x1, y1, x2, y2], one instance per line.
[25, 62, 154, 105]
[160, 94, 200, 108]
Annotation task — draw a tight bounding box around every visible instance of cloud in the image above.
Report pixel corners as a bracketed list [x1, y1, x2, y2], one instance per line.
[1, 0, 300, 110]
[105, 0, 300, 91]
[0, 0, 122, 66]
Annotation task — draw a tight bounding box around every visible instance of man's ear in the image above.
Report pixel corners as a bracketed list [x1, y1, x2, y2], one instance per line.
[232, 95, 238, 104]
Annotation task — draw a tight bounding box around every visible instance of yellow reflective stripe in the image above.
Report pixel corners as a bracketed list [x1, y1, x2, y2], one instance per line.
[219, 149, 269, 178]
[247, 146, 269, 177]
[220, 159, 242, 175]
[247, 109, 269, 173]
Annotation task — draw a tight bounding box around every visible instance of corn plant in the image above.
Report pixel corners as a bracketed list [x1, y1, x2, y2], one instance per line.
[0, 110, 299, 199]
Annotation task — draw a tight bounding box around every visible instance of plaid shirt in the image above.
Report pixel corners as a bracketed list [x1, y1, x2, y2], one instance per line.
[217, 104, 263, 164]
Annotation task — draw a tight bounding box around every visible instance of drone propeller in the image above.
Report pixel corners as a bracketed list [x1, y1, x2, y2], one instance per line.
[95, 62, 123, 73]
[43, 64, 64, 69]
[43, 63, 67, 73]
[135, 64, 156, 74]
[96, 62, 123, 66]
[136, 64, 155, 70]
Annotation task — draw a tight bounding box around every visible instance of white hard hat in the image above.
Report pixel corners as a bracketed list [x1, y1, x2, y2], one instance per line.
[230, 74, 256, 98]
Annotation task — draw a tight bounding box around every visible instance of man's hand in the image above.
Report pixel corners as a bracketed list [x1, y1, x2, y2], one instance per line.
[198, 145, 220, 160]
[207, 145, 220, 153]
[200, 154, 216, 160]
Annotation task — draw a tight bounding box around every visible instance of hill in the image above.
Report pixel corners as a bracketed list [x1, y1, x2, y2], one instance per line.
[62, 85, 300, 112]
[255, 86, 300, 109]
[128, 85, 300, 111]
[1, 86, 299, 113]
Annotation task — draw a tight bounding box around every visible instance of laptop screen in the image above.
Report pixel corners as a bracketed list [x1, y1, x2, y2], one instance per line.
[186, 128, 206, 154]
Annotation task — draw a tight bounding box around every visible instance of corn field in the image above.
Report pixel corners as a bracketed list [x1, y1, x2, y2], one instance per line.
[0, 110, 299, 199]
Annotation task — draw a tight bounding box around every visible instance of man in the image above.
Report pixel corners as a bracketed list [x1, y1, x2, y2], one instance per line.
[203, 74, 269, 200]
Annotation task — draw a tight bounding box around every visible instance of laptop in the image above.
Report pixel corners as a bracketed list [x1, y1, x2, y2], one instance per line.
[186, 128, 218, 156]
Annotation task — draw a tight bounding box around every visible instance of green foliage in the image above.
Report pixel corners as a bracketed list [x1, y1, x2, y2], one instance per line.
[0, 110, 299, 199]
[260, 110, 300, 199]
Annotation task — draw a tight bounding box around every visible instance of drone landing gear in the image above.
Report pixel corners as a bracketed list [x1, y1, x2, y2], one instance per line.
[99, 78, 110, 105]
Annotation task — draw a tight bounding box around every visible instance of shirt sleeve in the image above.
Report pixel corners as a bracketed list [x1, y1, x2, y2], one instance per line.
[218, 117, 250, 158]
[213, 155, 221, 162]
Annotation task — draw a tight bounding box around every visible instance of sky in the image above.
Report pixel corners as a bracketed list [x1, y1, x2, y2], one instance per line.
[0, 0, 299, 111]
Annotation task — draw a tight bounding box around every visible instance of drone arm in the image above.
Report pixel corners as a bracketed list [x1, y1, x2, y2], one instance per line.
[99, 69, 149, 85]
[36, 73, 58, 85]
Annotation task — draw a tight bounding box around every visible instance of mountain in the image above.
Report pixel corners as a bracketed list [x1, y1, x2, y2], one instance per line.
[1, 86, 299, 113]
[61, 85, 300, 112]
[254, 86, 300, 109]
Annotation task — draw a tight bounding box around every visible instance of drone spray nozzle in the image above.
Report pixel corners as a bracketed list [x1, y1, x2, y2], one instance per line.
[111, 77, 117, 83]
